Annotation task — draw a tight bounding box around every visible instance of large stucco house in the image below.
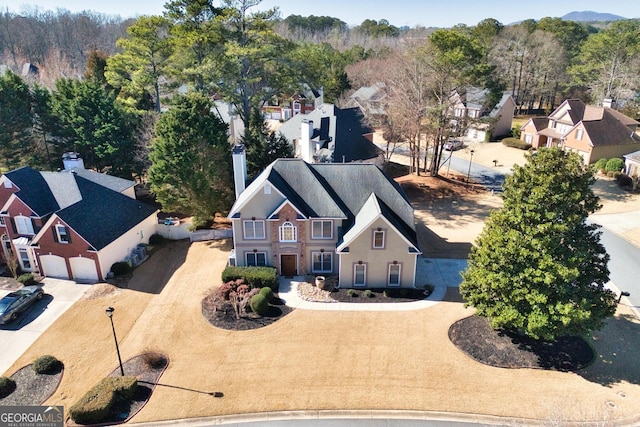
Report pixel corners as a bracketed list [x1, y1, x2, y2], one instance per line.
[228, 149, 420, 288]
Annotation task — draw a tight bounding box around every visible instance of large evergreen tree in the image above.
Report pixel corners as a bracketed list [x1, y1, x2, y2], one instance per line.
[148, 91, 233, 226]
[0, 71, 33, 169]
[460, 148, 617, 340]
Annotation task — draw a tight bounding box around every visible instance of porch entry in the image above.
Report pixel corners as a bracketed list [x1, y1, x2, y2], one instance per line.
[280, 254, 297, 277]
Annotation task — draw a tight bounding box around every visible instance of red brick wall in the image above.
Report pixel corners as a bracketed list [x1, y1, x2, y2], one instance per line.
[34, 217, 101, 280]
[270, 204, 307, 275]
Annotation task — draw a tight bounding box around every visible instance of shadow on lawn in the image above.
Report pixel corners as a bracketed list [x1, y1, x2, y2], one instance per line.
[150, 382, 223, 397]
[125, 240, 190, 295]
[580, 310, 640, 387]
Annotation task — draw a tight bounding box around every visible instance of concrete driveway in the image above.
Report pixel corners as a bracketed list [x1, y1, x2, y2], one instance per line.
[0, 278, 89, 375]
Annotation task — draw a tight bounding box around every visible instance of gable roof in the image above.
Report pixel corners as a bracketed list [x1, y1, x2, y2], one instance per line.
[54, 175, 156, 250]
[581, 108, 640, 147]
[230, 159, 417, 247]
[276, 104, 381, 163]
[521, 117, 549, 132]
[4, 167, 59, 217]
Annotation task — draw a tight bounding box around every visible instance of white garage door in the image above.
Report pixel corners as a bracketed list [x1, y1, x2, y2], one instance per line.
[39, 255, 69, 279]
[69, 257, 99, 282]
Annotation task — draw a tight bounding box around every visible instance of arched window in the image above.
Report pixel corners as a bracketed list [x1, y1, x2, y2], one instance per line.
[279, 221, 297, 242]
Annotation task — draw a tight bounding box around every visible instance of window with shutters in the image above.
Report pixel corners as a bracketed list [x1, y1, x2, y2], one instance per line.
[55, 224, 71, 244]
[15, 216, 34, 235]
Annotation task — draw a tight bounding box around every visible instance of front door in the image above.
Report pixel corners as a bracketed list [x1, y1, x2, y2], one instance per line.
[280, 255, 297, 277]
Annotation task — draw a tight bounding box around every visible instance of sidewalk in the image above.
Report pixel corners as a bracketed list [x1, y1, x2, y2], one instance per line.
[278, 258, 466, 311]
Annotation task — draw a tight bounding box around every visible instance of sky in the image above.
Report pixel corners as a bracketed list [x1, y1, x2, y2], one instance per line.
[3, 0, 640, 28]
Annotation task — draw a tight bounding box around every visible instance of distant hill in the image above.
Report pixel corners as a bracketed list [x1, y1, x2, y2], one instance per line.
[561, 11, 627, 22]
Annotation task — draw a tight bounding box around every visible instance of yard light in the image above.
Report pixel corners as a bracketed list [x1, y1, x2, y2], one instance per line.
[618, 291, 631, 303]
[105, 306, 125, 376]
[467, 149, 475, 187]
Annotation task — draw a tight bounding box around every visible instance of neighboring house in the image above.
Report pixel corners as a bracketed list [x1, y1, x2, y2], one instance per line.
[449, 88, 516, 142]
[520, 99, 640, 164]
[276, 103, 383, 165]
[262, 86, 323, 121]
[0, 154, 158, 282]
[624, 150, 640, 176]
[228, 155, 421, 288]
[345, 82, 387, 118]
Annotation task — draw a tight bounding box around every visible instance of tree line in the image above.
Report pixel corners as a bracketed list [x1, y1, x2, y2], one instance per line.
[2, 1, 640, 219]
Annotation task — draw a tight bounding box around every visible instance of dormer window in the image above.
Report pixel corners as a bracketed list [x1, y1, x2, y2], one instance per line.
[55, 224, 71, 244]
[279, 221, 297, 242]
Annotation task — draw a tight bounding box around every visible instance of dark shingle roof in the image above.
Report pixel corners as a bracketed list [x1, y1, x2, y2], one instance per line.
[268, 159, 415, 244]
[582, 108, 640, 147]
[333, 107, 381, 163]
[4, 167, 59, 216]
[56, 175, 156, 250]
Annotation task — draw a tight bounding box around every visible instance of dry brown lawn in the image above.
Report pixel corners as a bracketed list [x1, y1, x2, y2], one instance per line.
[6, 175, 640, 426]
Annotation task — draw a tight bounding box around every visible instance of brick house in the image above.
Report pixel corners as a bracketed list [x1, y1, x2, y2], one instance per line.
[0, 156, 157, 282]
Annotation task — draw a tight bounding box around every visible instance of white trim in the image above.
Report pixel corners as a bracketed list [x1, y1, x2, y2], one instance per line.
[14, 215, 34, 235]
[311, 251, 332, 273]
[388, 263, 401, 286]
[354, 263, 366, 287]
[55, 223, 70, 244]
[279, 221, 297, 242]
[268, 199, 308, 220]
[373, 230, 385, 248]
[311, 220, 333, 239]
[243, 219, 265, 239]
[245, 251, 267, 266]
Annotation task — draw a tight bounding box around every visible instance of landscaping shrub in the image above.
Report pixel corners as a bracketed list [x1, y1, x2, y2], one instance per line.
[221, 266, 278, 290]
[141, 351, 168, 370]
[110, 261, 132, 276]
[593, 158, 608, 173]
[616, 173, 633, 188]
[511, 126, 521, 139]
[259, 286, 274, 302]
[32, 355, 62, 374]
[347, 289, 358, 297]
[17, 273, 37, 286]
[501, 138, 532, 150]
[605, 158, 624, 173]
[364, 289, 374, 298]
[69, 376, 137, 424]
[249, 293, 269, 316]
[0, 376, 16, 398]
[148, 233, 164, 245]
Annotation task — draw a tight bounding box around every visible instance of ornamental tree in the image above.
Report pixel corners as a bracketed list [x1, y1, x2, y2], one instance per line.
[460, 148, 617, 340]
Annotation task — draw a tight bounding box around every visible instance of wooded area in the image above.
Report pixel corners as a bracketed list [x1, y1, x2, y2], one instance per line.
[2, 0, 640, 222]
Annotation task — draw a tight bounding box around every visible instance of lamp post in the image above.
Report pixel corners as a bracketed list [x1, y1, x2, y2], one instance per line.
[105, 306, 124, 376]
[618, 291, 631, 304]
[467, 149, 475, 187]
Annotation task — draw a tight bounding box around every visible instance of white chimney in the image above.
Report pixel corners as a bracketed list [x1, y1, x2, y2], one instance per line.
[232, 144, 247, 198]
[62, 152, 85, 171]
[300, 120, 314, 163]
[602, 98, 616, 109]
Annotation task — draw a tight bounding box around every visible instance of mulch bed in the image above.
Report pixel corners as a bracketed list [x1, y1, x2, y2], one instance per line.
[449, 315, 595, 372]
[66, 352, 168, 426]
[202, 294, 294, 331]
[327, 287, 431, 303]
[0, 363, 63, 406]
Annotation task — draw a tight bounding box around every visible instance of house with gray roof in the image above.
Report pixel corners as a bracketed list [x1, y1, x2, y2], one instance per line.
[228, 157, 420, 288]
[0, 155, 158, 282]
[276, 104, 383, 165]
[449, 88, 515, 142]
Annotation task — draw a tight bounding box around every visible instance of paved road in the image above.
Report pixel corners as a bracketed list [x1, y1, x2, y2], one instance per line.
[0, 278, 88, 375]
